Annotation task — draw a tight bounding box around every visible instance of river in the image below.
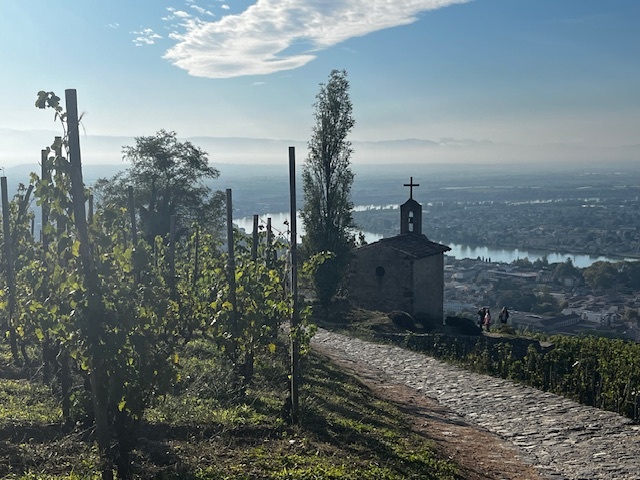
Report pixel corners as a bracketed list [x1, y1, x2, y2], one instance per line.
[235, 212, 630, 269]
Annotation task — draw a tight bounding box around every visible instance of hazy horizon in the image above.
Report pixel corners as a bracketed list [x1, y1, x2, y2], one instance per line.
[2, 127, 638, 170]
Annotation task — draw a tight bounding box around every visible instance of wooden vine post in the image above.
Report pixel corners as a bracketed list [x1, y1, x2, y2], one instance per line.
[54, 137, 66, 236]
[65, 89, 113, 480]
[251, 214, 259, 260]
[169, 215, 177, 300]
[1, 176, 20, 364]
[226, 189, 238, 357]
[288, 146, 300, 424]
[127, 186, 137, 246]
[266, 217, 273, 268]
[127, 186, 140, 285]
[40, 150, 50, 250]
[40, 149, 53, 384]
[193, 226, 199, 287]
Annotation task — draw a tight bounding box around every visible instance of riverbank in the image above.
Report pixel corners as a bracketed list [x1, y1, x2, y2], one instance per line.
[235, 213, 634, 268]
[437, 241, 640, 268]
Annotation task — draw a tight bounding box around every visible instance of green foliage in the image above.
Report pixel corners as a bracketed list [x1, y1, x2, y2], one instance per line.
[533, 255, 549, 269]
[35, 91, 65, 124]
[0, 341, 456, 479]
[93, 129, 225, 243]
[582, 260, 640, 291]
[496, 287, 560, 314]
[496, 290, 537, 312]
[582, 260, 619, 290]
[0, 379, 63, 423]
[301, 69, 356, 306]
[620, 261, 640, 289]
[444, 316, 481, 336]
[510, 257, 533, 268]
[553, 257, 581, 279]
[26, 91, 310, 477]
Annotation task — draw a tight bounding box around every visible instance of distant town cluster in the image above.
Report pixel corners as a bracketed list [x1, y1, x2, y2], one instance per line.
[444, 255, 640, 342]
[429, 195, 640, 260]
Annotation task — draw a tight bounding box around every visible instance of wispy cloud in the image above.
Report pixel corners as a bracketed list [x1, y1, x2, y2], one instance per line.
[132, 28, 163, 46]
[191, 4, 215, 16]
[163, 0, 470, 78]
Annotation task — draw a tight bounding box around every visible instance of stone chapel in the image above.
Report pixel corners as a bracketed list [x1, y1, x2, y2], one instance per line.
[349, 178, 450, 321]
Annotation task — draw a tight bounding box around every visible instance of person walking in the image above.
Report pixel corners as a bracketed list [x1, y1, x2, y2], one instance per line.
[477, 307, 486, 329]
[499, 307, 509, 325]
[483, 308, 492, 332]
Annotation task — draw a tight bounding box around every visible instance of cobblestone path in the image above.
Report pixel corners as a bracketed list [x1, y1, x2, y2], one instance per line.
[313, 329, 640, 480]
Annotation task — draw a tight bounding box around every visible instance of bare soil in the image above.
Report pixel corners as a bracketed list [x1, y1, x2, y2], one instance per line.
[313, 342, 544, 480]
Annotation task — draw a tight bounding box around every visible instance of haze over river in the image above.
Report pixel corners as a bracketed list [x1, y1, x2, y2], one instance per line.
[234, 211, 627, 269]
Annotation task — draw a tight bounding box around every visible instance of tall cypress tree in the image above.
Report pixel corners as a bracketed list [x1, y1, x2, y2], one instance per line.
[301, 69, 356, 306]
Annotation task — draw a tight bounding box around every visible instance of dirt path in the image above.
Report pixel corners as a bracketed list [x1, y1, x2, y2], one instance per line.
[312, 341, 545, 480]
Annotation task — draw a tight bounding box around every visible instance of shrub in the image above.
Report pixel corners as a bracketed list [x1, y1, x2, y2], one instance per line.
[444, 316, 481, 336]
[413, 311, 440, 332]
[387, 311, 416, 331]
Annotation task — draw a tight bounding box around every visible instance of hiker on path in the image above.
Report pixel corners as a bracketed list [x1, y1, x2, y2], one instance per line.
[477, 307, 486, 329]
[499, 307, 509, 325]
[483, 309, 492, 332]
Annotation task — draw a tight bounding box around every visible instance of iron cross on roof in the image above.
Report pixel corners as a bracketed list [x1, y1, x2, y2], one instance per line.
[404, 177, 420, 199]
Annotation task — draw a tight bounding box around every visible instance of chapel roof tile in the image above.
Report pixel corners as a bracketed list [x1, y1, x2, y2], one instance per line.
[359, 233, 450, 259]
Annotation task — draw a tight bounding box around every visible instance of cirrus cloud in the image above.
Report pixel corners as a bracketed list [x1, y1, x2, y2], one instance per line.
[163, 0, 470, 78]
[132, 27, 163, 46]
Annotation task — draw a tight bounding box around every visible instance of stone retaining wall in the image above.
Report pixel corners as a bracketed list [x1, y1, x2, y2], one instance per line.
[370, 331, 550, 364]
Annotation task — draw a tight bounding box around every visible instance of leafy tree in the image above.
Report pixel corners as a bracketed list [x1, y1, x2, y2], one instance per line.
[301, 69, 356, 306]
[582, 261, 619, 291]
[533, 255, 549, 270]
[532, 287, 561, 315]
[94, 130, 224, 243]
[553, 258, 581, 279]
[497, 290, 538, 312]
[510, 257, 533, 268]
[620, 261, 640, 290]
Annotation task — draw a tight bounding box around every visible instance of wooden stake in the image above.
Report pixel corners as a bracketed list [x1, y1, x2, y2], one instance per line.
[127, 186, 137, 245]
[226, 189, 238, 356]
[289, 146, 300, 424]
[252, 214, 259, 261]
[1, 177, 19, 364]
[266, 217, 273, 267]
[169, 215, 176, 300]
[65, 89, 113, 480]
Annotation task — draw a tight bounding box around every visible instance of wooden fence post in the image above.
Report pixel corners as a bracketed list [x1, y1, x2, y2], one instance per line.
[54, 136, 66, 237]
[88, 194, 94, 224]
[127, 186, 140, 286]
[65, 89, 113, 480]
[288, 146, 300, 424]
[251, 214, 259, 261]
[226, 189, 238, 356]
[41, 149, 50, 248]
[127, 186, 137, 246]
[169, 215, 176, 300]
[193, 226, 199, 287]
[266, 217, 274, 267]
[1, 177, 20, 365]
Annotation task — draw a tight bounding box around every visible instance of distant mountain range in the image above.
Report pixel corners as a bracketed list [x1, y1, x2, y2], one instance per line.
[1, 128, 639, 173]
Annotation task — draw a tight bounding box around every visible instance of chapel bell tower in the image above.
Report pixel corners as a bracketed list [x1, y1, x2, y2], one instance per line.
[400, 177, 422, 235]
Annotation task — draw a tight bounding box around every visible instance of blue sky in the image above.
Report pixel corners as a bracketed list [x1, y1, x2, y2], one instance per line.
[1, 0, 639, 165]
